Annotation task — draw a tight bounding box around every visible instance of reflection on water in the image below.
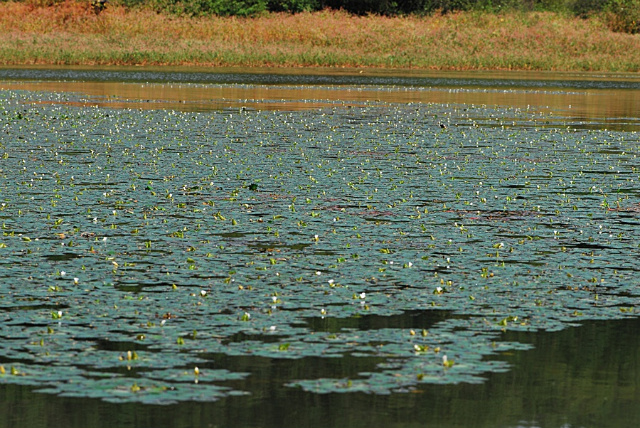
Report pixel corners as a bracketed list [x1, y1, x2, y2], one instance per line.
[492, 319, 640, 428]
[304, 309, 455, 332]
[2, 316, 639, 428]
[2, 66, 640, 89]
[1, 67, 640, 131]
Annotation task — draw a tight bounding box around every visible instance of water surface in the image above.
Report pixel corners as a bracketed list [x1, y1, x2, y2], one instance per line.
[1, 67, 640, 427]
[1, 66, 639, 129]
[2, 316, 639, 428]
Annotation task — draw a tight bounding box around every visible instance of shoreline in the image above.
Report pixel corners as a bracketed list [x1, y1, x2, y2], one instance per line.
[2, 64, 640, 80]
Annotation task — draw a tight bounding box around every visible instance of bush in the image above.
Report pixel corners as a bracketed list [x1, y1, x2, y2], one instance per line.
[569, 0, 609, 16]
[267, 0, 320, 12]
[145, 0, 268, 16]
[603, 0, 640, 33]
[100, 0, 640, 32]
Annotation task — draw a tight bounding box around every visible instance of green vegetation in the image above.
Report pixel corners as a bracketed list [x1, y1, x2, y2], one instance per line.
[1, 83, 640, 401]
[102, 0, 639, 34]
[100, 0, 640, 33]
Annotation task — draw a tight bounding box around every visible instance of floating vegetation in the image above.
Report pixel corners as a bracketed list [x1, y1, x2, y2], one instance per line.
[0, 85, 639, 401]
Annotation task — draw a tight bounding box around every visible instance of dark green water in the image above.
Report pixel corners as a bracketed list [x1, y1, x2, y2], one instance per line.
[3, 316, 639, 428]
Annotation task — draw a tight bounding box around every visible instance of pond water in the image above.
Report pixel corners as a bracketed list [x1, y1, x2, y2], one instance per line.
[1, 67, 640, 428]
[3, 315, 639, 428]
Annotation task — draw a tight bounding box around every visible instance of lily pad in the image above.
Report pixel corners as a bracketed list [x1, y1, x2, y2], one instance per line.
[1, 83, 640, 401]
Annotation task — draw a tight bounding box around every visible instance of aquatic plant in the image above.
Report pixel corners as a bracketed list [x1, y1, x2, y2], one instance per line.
[0, 86, 639, 401]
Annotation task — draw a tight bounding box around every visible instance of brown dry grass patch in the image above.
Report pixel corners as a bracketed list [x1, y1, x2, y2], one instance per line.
[1, 1, 639, 71]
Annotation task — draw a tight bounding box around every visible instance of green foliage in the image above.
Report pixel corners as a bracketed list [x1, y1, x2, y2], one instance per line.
[145, 0, 268, 16]
[112, 0, 147, 8]
[602, 0, 640, 33]
[309, 0, 583, 14]
[1, 74, 640, 403]
[318, 0, 422, 15]
[267, 0, 320, 12]
[569, 0, 609, 16]
[14, 0, 625, 32]
[312, 0, 640, 34]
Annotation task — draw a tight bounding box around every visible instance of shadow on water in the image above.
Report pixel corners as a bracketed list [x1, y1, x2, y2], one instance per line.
[304, 309, 456, 332]
[2, 315, 640, 428]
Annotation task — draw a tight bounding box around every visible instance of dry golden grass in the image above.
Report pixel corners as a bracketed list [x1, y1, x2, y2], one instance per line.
[1, 0, 639, 71]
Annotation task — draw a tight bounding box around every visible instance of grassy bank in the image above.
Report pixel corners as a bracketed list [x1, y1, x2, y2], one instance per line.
[1, 0, 639, 71]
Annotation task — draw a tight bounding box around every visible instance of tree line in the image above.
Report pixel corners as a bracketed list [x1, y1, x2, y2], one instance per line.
[19, 0, 640, 33]
[105, 0, 632, 17]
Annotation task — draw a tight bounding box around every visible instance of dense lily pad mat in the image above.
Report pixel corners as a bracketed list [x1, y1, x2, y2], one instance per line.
[0, 88, 639, 403]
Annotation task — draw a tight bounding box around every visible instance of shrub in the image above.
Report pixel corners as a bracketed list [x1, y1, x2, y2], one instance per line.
[602, 0, 640, 33]
[569, 0, 609, 17]
[267, 0, 320, 12]
[85, 0, 640, 31]
[145, 0, 268, 16]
